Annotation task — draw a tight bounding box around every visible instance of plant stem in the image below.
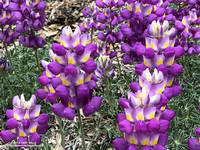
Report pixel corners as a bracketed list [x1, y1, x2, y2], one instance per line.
[112, 44, 122, 75]
[91, 28, 94, 43]
[77, 109, 86, 150]
[116, 54, 122, 75]
[105, 77, 113, 108]
[12, 42, 17, 56]
[34, 48, 40, 70]
[3, 43, 11, 63]
[56, 116, 65, 148]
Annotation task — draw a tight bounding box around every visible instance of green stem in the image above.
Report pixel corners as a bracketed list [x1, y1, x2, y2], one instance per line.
[56, 116, 65, 148]
[34, 48, 40, 70]
[12, 42, 17, 56]
[77, 109, 86, 150]
[116, 54, 122, 75]
[112, 44, 122, 75]
[105, 77, 112, 107]
[3, 43, 11, 63]
[91, 28, 94, 43]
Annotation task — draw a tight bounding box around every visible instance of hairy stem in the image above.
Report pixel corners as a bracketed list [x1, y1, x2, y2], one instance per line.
[56, 116, 65, 148]
[77, 109, 86, 150]
[34, 48, 40, 70]
[3, 43, 11, 62]
[112, 44, 122, 75]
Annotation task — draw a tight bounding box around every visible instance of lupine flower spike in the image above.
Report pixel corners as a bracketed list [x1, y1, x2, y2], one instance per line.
[113, 68, 176, 149]
[36, 26, 102, 120]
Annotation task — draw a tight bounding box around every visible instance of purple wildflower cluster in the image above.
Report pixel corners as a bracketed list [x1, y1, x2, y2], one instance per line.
[0, 0, 46, 48]
[113, 18, 184, 150]
[119, 0, 200, 64]
[81, 0, 126, 58]
[174, 9, 200, 55]
[81, 0, 125, 45]
[36, 26, 102, 120]
[106, 0, 188, 148]
[113, 68, 177, 149]
[135, 20, 184, 79]
[0, 94, 49, 145]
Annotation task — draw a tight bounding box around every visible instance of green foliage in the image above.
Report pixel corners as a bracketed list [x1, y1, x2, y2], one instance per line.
[0, 44, 50, 127]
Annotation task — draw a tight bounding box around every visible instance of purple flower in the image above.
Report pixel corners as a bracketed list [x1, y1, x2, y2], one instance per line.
[195, 128, 200, 137]
[64, 64, 77, 76]
[51, 103, 65, 118]
[120, 9, 132, 19]
[113, 69, 175, 149]
[112, 138, 129, 150]
[63, 108, 75, 120]
[135, 63, 147, 74]
[188, 139, 200, 150]
[52, 43, 66, 56]
[48, 61, 63, 75]
[83, 97, 102, 116]
[81, 59, 97, 73]
[120, 25, 133, 37]
[169, 64, 183, 76]
[37, 26, 102, 119]
[130, 82, 140, 92]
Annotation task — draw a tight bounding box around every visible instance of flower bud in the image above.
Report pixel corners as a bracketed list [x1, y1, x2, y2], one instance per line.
[77, 84, 90, 100]
[22, 119, 30, 129]
[118, 98, 130, 108]
[6, 109, 13, 118]
[112, 138, 129, 150]
[30, 133, 41, 144]
[81, 59, 97, 73]
[52, 43, 66, 56]
[6, 118, 18, 129]
[159, 120, 169, 133]
[55, 85, 69, 99]
[195, 128, 200, 137]
[145, 48, 155, 58]
[174, 46, 184, 58]
[63, 108, 75, 120]
[0, 130, 17, 143]
[169, 64, 183, 76]
[38, 114, 49, 124]
[64, 64, 77, 76]
[38, 76, 50, 86]
[120, 9, 131, 19]
[48, 61, 63, 75]
[135, 120, 147, 132]
[130, 82, 140, 92]
[175, 20, 185, 31]
[36, 89, 47, 100]
[161, 109, 176, 120]
[117, 113, 126, 123]
[135, 63, 147, 75]
[83, 97, 102, 116]
[147, 119, 160, 132]
[119, 120, 133, 134]
[37, 123, 48, 134]
[122, 55, 133, 64]
[51, 103, 65, 118]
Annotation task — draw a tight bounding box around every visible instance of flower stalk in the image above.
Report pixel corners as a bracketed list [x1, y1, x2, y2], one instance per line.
[56, 116, 65, 148]
[78, 109, 86, 150]
[34, 48, 40, 70]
